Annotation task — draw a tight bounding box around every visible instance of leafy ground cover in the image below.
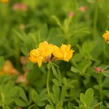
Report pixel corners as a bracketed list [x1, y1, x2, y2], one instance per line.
[0, 0, 109, 109]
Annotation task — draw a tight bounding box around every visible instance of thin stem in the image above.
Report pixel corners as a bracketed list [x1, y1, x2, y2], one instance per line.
[46, 62, 52, 97]
[47, 69, 51, 96]
[103, 42, 106, 63]
[98, 74, 103, 101]
[46, 63, 54, 105]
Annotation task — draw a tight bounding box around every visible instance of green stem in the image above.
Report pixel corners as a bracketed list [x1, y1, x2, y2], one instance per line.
[46, 63, 55, 105]
[98, 74, 103, 101]
[47, 69, 51, 96]
[46, 62, 52, 96]
[103, 42, 106, 63]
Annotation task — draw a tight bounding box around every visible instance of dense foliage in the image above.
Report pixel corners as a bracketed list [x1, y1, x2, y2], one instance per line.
[0, 0, 109, 109]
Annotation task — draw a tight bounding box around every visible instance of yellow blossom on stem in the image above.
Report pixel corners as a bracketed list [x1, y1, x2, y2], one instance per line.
[39, 41, 55, 57]
[103, 31, 109, 43]
[29, 49, 44, 67]
[53, 46, 63, 60]
[60, 44, 74, 61]
[53, 44, 74, 61]
[29, 41, 74, 67]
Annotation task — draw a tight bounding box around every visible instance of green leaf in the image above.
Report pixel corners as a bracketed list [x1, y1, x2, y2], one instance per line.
[16, 87, 28, 103]
[30, 89, 38, 103]
[85, 88, 94, 104]
[103, 70, 109, 77]
[15, 98, 27, 107]
[80, 93, 86, 105]
[52, 85, 60, 104]
[71, 66, 79, 73]
[56, 102, 63, 109]
[80, 88, 94, 108]
[45, 104, 54, 109]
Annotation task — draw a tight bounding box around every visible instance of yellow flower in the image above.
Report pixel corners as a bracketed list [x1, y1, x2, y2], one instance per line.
[29, 41, 74, 66]
[60, 44, 74, 61]
[0, 0, 9, 3]
[103, 31, 109, 43]
[39, 41, 55, 57]
[29, 49, 44, 67]
[53, 46, 63, 60]
[53, 44, 74, 62]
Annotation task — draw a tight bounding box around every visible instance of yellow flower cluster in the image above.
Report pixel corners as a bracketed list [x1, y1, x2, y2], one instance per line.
[29, 41, 74, 67]
[103, 31, 109, 43]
